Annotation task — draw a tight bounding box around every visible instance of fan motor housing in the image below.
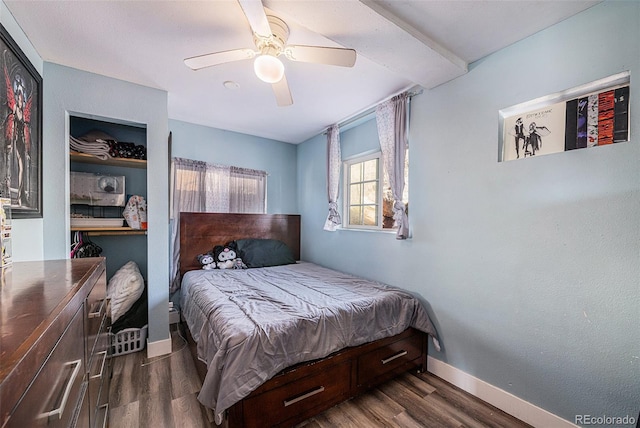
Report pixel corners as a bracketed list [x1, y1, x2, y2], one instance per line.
[254, 15, 289, 55]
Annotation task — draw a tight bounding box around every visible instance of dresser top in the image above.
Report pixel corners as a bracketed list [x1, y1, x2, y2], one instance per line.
[0, 258, 105, 381]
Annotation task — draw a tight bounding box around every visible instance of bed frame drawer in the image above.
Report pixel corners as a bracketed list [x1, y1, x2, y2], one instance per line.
[357, 330, 423, 387]
[205, 327, 428, 428]
[242, 360, 351, 427]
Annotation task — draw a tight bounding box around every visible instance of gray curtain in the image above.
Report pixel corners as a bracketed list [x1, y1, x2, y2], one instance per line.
[376, 92, 409, 239]
[170, 158, 226, 292]
[323, 125, 342, 231]
[169, 158, 266, 292]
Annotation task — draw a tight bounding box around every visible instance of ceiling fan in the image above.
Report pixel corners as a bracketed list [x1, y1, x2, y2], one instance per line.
[184, 0, 357, 107]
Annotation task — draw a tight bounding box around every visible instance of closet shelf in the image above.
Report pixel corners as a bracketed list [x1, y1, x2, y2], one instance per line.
[70, 151, 147, 169]
[71, 227, 147, 236]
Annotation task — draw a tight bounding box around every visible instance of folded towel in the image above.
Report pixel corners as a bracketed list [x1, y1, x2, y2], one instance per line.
[70, 136, 111, 160]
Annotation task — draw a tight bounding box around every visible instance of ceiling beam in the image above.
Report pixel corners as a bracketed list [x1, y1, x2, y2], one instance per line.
[266, 0, 467, 89]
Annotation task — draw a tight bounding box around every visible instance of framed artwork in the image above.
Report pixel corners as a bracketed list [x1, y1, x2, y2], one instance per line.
[0, 23, 42, 218]
[499, 72, 630, 162]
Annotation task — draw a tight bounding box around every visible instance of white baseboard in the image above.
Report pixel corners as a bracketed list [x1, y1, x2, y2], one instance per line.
[147, 337, 172, 358]
[427, 356, 578, 428]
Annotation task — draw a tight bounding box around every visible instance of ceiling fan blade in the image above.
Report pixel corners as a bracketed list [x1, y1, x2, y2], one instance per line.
[184, 49, 256, 70]
[272, 74, 293, 107]
[284, 45, 356, 67]
[237, 0, 272, 38]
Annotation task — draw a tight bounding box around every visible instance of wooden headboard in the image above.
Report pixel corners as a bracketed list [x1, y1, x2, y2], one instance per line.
[179, 213, 301, 277]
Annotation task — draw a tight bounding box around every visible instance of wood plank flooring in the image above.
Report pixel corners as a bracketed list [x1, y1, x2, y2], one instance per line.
[109, 328, 532, 428]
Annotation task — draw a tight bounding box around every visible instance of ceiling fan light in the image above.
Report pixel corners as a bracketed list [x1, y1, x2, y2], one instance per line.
[254, 54, 284, 83]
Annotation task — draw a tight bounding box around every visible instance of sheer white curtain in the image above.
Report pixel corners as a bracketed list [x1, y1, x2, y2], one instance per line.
[323, 125, 342, 231]
[169, 158, 266, 292]
[230, 166, 267, 213]
[204, 165, 231, 213]
[376, 92, 410, 239]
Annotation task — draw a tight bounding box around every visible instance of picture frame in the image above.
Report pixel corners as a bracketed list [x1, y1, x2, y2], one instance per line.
[499, 71, 630, 162]
[0, 23, 42, 218]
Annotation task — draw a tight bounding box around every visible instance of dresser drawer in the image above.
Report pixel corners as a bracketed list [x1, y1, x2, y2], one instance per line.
[86, 270, 107, 359]
[243, 360, 351, 427]
[6, 307, 85, 428]
[357, 331, 423, 387]
[94, 403, 109, 428]
[88, 319, 111, 425]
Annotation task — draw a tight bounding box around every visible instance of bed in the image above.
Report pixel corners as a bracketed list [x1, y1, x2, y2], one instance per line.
[179, 212, 439, 427]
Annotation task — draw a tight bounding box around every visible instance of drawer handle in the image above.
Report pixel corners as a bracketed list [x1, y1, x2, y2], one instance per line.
[88, 298, 106, 319]
[381, 350, 408, 365]
[91, 350, 108, 379]
[283, 386, 325, 407]
[39, 359, 82, 420]
[98, 403, 109, 428]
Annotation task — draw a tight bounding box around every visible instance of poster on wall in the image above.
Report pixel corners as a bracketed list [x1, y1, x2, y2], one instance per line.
[499, 72, 630, 162]
[502, 101, 566, 160]
[0, 23, 42, 218]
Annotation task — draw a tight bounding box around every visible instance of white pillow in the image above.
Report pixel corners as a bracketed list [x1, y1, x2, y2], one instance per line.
[107, 261, 144, 323]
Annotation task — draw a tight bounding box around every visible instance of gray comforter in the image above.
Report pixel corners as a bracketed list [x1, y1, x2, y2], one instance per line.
[180, 262, 439, 424]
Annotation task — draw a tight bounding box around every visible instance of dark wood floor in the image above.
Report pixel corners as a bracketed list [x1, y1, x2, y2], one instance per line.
[109, 328, 532, 428]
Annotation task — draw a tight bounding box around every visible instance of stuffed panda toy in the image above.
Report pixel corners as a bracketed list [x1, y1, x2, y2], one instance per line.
[197, 252, 216, 270]
[213, 244, 237, 269]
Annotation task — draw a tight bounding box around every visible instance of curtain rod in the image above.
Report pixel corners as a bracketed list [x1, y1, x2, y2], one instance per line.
[324, 86, 424, 134]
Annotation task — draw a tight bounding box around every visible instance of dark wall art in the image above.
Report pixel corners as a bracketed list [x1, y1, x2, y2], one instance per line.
[499, 72, 630, 162]
[0, 24, 42, 218]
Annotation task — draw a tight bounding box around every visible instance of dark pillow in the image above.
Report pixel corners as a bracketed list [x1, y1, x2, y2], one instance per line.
[111, 286, 148, 333]
[235, 238, 296, 268]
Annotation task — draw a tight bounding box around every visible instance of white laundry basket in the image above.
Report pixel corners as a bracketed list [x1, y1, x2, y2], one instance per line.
[111, 324, 148, 356]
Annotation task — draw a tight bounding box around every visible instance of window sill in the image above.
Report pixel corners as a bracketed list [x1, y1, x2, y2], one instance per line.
[336, 226, 399, 235]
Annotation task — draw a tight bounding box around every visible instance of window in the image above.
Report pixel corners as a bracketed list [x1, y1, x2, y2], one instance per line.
[169, 158, 267, 291]
[171, 159, 267, 215]
[345, 153, 381, 228]
[229, 166, 267, 213]
[343, 149, 409, 231]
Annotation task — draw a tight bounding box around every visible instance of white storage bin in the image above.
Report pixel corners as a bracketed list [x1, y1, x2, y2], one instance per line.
[111, 324, 147, 356]
[70, 217, 125, 228]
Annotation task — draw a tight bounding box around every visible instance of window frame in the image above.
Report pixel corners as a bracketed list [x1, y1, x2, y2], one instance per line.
[342, 151, 384, 231]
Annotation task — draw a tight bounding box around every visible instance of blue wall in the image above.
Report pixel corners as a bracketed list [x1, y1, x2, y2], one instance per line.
[2, 3, 171, 346]
[341, 115, 379, 159]
[298, 1, 639, 424]
[43, 63, 170, 345]
[169, 119, 298, 214]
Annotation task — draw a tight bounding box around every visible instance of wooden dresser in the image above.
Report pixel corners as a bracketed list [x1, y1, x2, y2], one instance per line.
[0, 258, 111, 428]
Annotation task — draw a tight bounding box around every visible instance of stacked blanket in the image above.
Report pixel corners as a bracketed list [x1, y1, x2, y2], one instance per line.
[70, 135, 111, 160]
[70, 130, 147, 160]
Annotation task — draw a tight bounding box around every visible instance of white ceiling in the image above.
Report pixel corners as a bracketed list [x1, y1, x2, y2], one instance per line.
[5, 0, 600, 144]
